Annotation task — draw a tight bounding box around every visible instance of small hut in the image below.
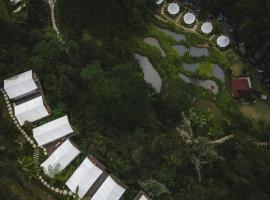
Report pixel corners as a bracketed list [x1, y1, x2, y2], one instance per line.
[156, 0, 164, 6]
[231, 77, 253, 99]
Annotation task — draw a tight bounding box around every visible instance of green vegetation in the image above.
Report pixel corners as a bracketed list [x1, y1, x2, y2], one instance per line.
[1, 1, 270, 200]
[197, 62, 213, 77]
[0, 0, 10, 21]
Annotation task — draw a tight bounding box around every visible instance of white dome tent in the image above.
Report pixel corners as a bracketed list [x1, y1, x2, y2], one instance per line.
[201, 22, 213, 34]
[183, 12, 196, 25]
[156, 0, 164, 5]
[167, 3, 180, 15]
[217, 35, 230, 48]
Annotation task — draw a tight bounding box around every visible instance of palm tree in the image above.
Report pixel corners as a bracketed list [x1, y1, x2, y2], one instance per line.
[17, 156, 41, 181]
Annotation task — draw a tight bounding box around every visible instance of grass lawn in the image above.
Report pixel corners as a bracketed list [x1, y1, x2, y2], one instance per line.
[225, 49, 248, 76]
[195, 99, 223, 119]
[240, 100, 270, 124]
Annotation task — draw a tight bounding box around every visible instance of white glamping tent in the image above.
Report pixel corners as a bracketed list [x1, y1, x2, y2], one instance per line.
[40, 139, 80, 174]
[217, 35, 230, 48]
[201, 22, 213, 34]
[14, 96, 49, 125]
[183, 12, 196, 25]
[4, 70, 38, 99]
[167, 3, 180, 15]
[134, 191, 151, 200]
[66, 156, 105, 198]
[91, 176, 126, 200]
[33, 115, 73, 146]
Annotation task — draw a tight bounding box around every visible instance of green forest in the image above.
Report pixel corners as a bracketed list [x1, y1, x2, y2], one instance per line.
[0, 0, 270, 200]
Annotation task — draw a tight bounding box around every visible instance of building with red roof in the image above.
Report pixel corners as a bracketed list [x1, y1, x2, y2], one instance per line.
[231, 77, 252, 99]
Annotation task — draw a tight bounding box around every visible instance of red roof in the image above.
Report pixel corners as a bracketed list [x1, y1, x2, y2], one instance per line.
[231, 78, 252, 98]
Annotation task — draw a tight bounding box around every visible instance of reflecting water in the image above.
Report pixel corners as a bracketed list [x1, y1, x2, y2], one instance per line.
[190, 47, 209, 57]
[134, 53, 162, 93]
[144, 37, 166, 57]
[173, 45, 188, 56]
[179, 73, 219, 94]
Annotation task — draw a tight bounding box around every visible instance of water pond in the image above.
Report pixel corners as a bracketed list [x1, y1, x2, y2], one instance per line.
[134, 53, 162, 93]
[173, 45, 188, 56]
[144, 37, 166, 57]
[179, 73, 219, 94]
[189, 47, 209, 57]
[183, 63, 225, 82]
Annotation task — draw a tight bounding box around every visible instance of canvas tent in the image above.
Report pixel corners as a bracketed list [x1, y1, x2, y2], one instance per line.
[14, 96, 49, 125]
[4, 70, 38, 100]
[201, 22, 213, 34]
[167, 3, 180, 15]
[91, 175, 126, 200]
[134, 191, 151, 200]
[40, 139, 80, 174]
[66, 156, 105, 198]
[33, 115, 73, 146]
[156, 0, 164, 5]
[183, 12, 196, 25]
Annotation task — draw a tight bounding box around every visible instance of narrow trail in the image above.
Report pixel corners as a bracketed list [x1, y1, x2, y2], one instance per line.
[48, 0, 60, 35]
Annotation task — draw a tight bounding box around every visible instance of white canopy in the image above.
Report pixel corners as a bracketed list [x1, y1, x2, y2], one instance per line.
[33, 115, 73, 146]
[201, 22, 213, 34]
[91, 176, 126, 200]
[66, 157, 103, 198]
[167, 3, 180, 15]
[183, 12, 196, 25]
[217, 35, 230, 48]
[4, 70, 38, 99]
[40, 139, 80, 174]
[156, 0, 164, 5]
[139, 196, 148, 200]
[14, 96, 49, 125]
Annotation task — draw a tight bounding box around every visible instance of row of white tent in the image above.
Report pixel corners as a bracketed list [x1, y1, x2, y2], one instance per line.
[3, 70, 127, 199]
[156, 1, 230, 48]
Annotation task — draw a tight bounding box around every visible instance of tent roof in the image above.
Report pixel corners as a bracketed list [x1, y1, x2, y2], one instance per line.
[183, 12, 196, 25]
[40, 139, 80, 174]
[134, 191, 151, 200]
[33, 115, 73, 146]
[156, 0, 164, 5]
[14, 96, 49, 125]
[167, 3, 180, 15]
[91, 176, 126, 200]
[217, 35, 230, 48]
[4, 70, 37, 99]
[201, 22, 213, 34]
[66, 157, 104, 198]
